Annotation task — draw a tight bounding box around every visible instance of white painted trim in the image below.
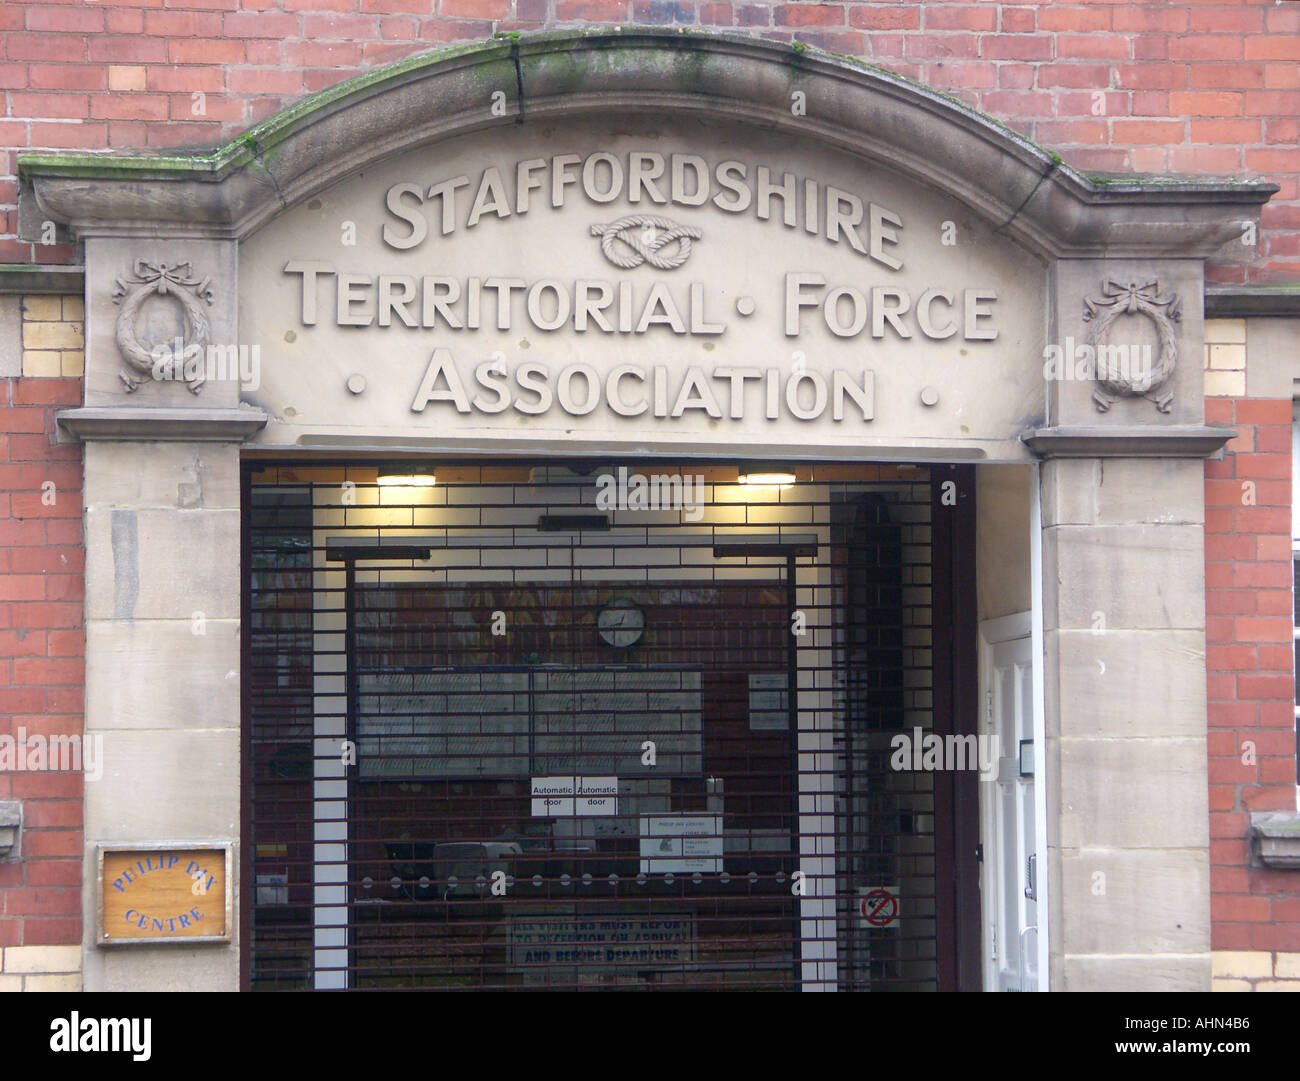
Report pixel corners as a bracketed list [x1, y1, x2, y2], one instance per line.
[1029, 464, 1050, 991]
[978, 608, 1037, 993]
[980, 610, 1032, 646]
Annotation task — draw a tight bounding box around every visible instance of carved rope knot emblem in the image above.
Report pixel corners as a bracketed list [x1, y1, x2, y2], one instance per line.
[112, 260, 215, 395]
[590, 215, 702, 270]
[1082, 278, 1181, 414]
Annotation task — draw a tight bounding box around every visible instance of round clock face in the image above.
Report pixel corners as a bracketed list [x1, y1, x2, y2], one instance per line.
[597, 600, 645, 648]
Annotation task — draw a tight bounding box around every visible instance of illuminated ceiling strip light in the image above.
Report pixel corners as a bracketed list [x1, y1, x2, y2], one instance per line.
[737, 465, 797, 488]
[376, 462, 437, 486]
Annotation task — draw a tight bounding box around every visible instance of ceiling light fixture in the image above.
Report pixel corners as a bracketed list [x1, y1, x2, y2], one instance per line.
[376, 463, 437, 487]
[737, 465, 797, 489]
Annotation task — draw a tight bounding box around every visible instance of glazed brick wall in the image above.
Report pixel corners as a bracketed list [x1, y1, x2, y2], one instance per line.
[1204, 394, 1300, 956]
[0, 375, 85, 956]
[0, 2, 1299, 281]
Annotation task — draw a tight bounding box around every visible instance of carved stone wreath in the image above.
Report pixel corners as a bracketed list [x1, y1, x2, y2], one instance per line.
[112, 260, 215, 394]
[1082, 279, 1181, 414]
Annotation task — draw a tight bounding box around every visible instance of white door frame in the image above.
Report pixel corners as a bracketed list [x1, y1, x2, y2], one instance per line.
[1029, 467, 1049, 990]
[977, 501, 1050, 992]
[979, 611, 1028, 991]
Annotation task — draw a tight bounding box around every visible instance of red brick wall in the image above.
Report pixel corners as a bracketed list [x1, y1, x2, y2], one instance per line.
[0, 2, 1298, 280]
[0, 377, 84, 952]
[1204, 395, 1300, 955]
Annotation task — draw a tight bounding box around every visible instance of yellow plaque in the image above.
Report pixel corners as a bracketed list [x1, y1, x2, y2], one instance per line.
[98, 844, 231, 946]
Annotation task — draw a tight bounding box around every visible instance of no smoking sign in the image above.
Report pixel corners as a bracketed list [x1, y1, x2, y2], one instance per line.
[857, 886, 900, 930]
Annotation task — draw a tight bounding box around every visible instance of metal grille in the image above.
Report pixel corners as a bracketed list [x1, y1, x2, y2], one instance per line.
[245, 460, 967, 990]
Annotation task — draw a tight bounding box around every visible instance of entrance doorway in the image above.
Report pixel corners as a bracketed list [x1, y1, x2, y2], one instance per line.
[242, 460, 979, 990]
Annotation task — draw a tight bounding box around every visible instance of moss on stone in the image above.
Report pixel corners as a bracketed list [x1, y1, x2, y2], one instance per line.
[1086, 173, 1267, 186]
[525, 46, 587, 95]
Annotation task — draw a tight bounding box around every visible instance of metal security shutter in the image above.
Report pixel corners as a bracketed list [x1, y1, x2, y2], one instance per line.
[244, 461, 973, 990]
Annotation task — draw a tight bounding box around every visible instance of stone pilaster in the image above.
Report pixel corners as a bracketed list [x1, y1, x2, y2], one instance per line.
[65, 235, 262, 991]
[79, 440, 243, 991]
[1035, 256, 1223, 991]
[1040, 456, 1211, 990]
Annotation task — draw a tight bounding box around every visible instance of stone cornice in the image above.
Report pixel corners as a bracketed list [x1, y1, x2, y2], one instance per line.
[1022, 425, 1237, 459]
[56, 406, 270, 442]
[18, 28, 1275, 258]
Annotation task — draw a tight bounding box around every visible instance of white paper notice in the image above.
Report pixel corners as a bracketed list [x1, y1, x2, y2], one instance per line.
[531, 776, 618, 817]
[639, 814, 724, 873]
[575, 776, 618, 815]
[531, 776, 575, 817]
[748, 672, 789, 730]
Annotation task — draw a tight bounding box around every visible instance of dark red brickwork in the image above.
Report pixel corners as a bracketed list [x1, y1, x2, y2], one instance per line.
[0, 377, 84, 950]
[1204, 396, 1300, 953]
[1, 2, 1299, 280]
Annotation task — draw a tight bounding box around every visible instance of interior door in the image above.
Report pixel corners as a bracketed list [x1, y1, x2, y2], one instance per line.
[980, 616, 1037, 993]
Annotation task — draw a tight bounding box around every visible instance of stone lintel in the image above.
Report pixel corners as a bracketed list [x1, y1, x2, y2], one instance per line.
[1023, 425, 1236, 459]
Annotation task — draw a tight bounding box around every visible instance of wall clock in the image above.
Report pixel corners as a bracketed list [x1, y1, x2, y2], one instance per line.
[597, 598, 645, 649]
